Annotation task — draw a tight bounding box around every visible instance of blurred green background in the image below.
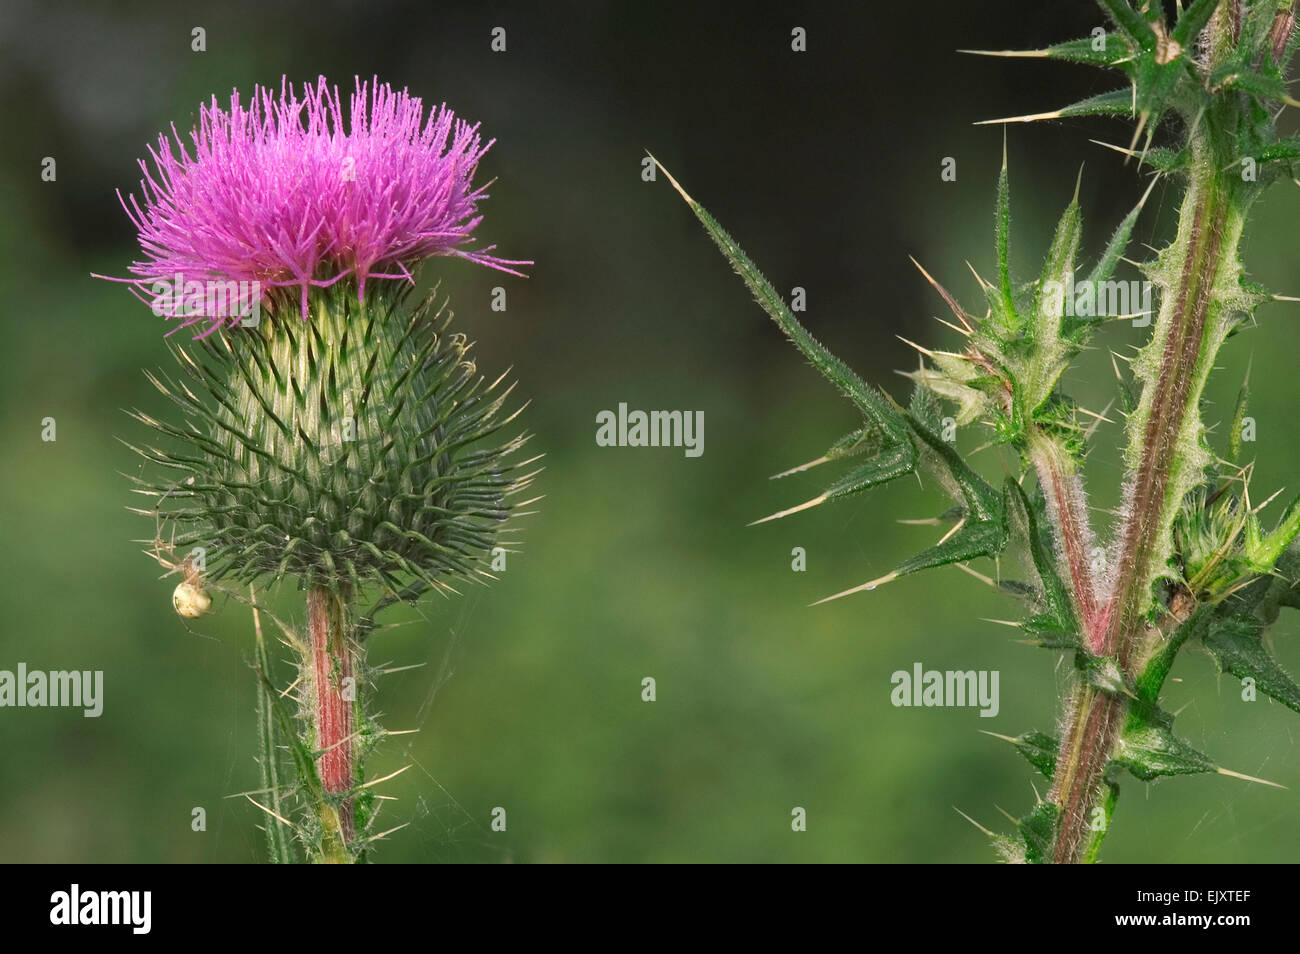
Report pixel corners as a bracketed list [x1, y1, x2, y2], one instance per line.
[1, 0, 1298, 862]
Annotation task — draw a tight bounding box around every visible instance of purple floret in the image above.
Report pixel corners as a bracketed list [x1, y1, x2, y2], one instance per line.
[106, 76, 526, 331]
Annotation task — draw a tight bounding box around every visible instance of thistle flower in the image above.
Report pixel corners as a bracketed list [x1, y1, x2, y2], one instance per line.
[108, 77, 537, 863]
[108, 75, 525, 328]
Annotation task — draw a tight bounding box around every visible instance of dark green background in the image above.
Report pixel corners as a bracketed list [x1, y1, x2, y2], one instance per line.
[1, 0, 1297, 862]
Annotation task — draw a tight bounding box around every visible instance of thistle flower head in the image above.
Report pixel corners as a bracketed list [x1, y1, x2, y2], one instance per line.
[111, 75, 526, 329]
[120, 78, 537, 605]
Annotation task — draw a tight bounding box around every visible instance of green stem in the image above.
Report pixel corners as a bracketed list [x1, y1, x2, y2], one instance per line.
[253, 588, 293, 864]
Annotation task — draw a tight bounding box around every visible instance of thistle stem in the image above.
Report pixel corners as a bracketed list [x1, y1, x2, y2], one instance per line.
[1102, 185, 1227, 668]
[307, 585, 357, 861]
[1030, 434, 1102, 648]
[1048, 167, 1232, 864]
[1049, 685, 1127, 863]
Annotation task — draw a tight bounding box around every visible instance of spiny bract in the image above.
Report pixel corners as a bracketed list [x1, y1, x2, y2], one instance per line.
[128, 280, 537, 597]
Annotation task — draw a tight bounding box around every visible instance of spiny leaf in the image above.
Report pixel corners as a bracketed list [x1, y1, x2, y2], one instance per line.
[1228, 372, 1250, 464]
[1044, 34, 1131, 68]
[659, 157, 1017, 582]
[976, 89, 1136, 126]
[985, 728, 1059, 779]
[1203, 614, 1300, 714]
[1077, 653, 1132, 698]
[1211, 66, 1300, 107]
[1085, 177, 1157, 289]
[959, 35, 1130, 69]
[771, 425, 881, 479]
[1245, 494, 1300, 572]
[1034, 178, 1083, 325]
[906, 409, 1002, 522]
[822, 444, 919, 504]
[893, 515, 1008, 578]
[996, 134, 1015, 320]
[652, 155, 907, 443]
[1097, 0, 1157, 45]
[1018, 801, 1060, 864]
[1113, 703, 1216, 781]
[1005, 480, 1076, 631]
[1255, 136, 1300, 163]
[1018, 616, 1083, 649]
[1169, 0, 1220, 48]
[1060, 88, 1139, 119]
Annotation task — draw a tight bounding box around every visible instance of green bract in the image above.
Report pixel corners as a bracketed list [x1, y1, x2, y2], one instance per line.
[129, 282, 535, 598]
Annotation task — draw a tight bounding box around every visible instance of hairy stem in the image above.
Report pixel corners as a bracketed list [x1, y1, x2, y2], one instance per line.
[1049, 685, 1127, 863]
[1030, 434, 1102, 647]
[253, 589, 293, 864]
[1104, 185, 1227, 668]
[1048, 164, 1232, 864]
[307, 585, 358, 862]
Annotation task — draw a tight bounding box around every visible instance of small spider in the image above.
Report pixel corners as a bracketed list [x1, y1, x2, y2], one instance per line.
[147, 488, 213, 619]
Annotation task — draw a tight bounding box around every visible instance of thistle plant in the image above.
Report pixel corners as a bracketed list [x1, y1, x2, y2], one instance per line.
[659, 0, 1300, 862]
[102, 77, 537, 862]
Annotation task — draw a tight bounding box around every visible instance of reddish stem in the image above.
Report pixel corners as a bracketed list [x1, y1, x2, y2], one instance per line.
[1048, 178, 1229, 864]
[308, 586, 355, 842]
[1033, 446, 1103, 650]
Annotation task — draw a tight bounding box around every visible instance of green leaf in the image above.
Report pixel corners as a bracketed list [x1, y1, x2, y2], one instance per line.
[1113, 704, 1216, 781]
[893, 514, 1008, 578]
[1204, 614, 1300, 714]
[1137, 606, 1209, 702]
[1033, 180, 1082, 327]
[1018, 801, 1060, 864]
[1046, 34, 1132, 68]
[1228, 375, 1250, 464]
[1258, 131, 1300, 157]
[1019, 615, 1083, 649]
[1126, 146, 1189, 174]
[1005, 480, 1077, 632]
[908, 380, 944, 434]
[1085, 180, 1153, 289]
[653, 156, 907, 444]
[995, 136, 1015, 321]
[821, 443, 919, 504]
[906, 412, 1002, 522]
[1059, 88, 1138, 118]
[1245, 493, 1300, 571]
[1078, 653, 1130, 697]
[252, 603, 294, 864]
[1268, 544, 1300, 613]
[1170, 0, 1220, 48]
[998, 729, 1059, 779]
[1211, 67, 1299, 106]
[1097, 0, 1157, 46]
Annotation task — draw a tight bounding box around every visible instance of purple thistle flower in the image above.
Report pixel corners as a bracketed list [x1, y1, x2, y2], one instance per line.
[100, 76, 527, 331]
